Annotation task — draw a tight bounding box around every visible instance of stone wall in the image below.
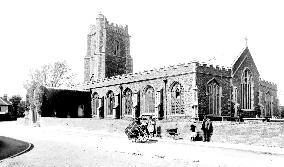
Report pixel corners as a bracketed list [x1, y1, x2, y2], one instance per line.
[105, 23, 131, 78]
[84, 57, 90, 82]
[83, 15, 279, 121]
[196, 63, 231, 118]
[87, 62, 195, 87]
[231, 47, 260, 117]
[84, 13, 132, 83]
[230, 47, 279, 118]
[259, 79, 279, 117]
[89, 62, 196, 119]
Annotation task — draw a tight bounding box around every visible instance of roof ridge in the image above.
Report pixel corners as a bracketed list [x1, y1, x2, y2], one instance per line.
[0, 97, 10, 105]
[230, 46, 248, 68]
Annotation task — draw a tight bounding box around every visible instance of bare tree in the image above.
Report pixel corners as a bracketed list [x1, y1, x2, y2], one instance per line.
[24, 61, 77, 112]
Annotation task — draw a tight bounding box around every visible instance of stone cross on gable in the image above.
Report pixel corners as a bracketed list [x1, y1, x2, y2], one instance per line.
[245, 36, 248, 47]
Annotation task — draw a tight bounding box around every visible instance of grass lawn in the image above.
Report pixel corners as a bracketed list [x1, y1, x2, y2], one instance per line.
[36, 118, 284, 148]
[212, 122, 284, 147]
[0, 136, 31, 160]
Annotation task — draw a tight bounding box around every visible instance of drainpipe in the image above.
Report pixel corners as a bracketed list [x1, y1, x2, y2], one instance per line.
[163, 79, 168, 120]
[119, 85, 123, 119]
[90, 88, 92, 117]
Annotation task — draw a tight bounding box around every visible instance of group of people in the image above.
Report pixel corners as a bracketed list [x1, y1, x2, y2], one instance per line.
[126, 115, 157, 141]
[127, 115, 213, 142]
[139, 115, 156, 137]
[201, 116, 213, 142]
[190, 115, 213, 142]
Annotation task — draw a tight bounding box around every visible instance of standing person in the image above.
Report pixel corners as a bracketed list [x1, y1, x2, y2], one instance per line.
[147, 115, 156, 137]
[201, 115, 213, 142]
[201, 116, 207, 142]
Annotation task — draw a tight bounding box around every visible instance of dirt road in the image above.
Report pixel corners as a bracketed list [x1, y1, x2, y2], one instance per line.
[0, 121, 283, 167]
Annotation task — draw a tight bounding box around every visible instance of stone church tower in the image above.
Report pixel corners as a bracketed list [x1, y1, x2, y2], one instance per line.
[84, 13, 133, 82]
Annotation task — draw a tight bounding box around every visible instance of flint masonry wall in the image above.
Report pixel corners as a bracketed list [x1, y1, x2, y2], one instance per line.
[105, 23, 132, 78]
[84, 14, 133, 83]
[231, 48, 260, 117]
[259, 79, 279, 117]
[196, 63, 232, 117]
[84, 14, 279, 120]
[86, 62, 196, 119]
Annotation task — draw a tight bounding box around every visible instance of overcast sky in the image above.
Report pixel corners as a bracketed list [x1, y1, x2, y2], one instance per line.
[1, 0, 284, 104]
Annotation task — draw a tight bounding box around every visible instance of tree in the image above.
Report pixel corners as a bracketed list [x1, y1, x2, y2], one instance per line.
[18, 101, 28, 117]
[24, 61, 77, 114]
[41, 61, 76, 88]
[9, 95, 27, 117]
[9, 95, 22, 116]
[33, 85, 45, 115]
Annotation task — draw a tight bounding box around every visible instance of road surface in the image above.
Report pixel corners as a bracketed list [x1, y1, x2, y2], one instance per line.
[0, 121, 283, 167]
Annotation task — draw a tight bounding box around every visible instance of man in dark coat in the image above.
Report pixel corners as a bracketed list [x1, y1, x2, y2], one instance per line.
[201, 115, 213, 142]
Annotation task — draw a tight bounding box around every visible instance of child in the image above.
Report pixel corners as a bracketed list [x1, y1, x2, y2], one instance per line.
[190, 124, 197, 141]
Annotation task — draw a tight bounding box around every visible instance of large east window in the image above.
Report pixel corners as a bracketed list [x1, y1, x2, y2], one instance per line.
[241, 69, 253, 109]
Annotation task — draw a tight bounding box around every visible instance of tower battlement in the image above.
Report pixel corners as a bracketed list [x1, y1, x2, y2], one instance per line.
[87, 25, 96, 36]
[260, 78, 277, 90]
[107, 22, 129, 36]
[196, 62, 231, 77]
[85, 62, 197, 88]
[85, 58, 232, 88]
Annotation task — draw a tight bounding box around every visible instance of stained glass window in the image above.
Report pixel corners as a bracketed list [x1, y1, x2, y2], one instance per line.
[124, 88, 133, 115]
[241, 69, 253, 109]
[92, 92, 99, 117]
[207, 80, 220, 115]
[144, 86, 155, 114]
[170, 82, 184, 115]
[265, 92, 273, 117]
[106, 91, 115, 116]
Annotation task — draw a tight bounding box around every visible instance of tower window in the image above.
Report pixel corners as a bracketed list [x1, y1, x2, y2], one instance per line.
[113, 40, 120, 56]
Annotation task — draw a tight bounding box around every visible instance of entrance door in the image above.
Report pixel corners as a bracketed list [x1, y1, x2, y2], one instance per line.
[115, 94, 120, 119]
[99, 97, 104, 118]
[135, 92, 140, 118]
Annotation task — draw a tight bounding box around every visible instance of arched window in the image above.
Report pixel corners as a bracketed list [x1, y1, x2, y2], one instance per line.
[113, 40, 120, 56]
[241, 69, 253, 109]
[144, 86, 155, 114]
[106, 91, 115, 116]
[124, 88, 133, 115]
[265, 92, 273, 117]
[91, 92, 99, 117]
[207, 80, 221, 115]
[170, 82, 184, 115]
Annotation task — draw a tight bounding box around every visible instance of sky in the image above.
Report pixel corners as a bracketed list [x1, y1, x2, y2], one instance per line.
[0, 0, 284, 104]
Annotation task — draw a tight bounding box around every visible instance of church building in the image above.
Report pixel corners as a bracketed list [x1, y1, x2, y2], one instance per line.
[84, 14, 279, 120]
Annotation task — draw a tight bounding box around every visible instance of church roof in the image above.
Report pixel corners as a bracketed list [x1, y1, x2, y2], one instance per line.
[231, 46, 249, 72]
[231, 46, 260, 77]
